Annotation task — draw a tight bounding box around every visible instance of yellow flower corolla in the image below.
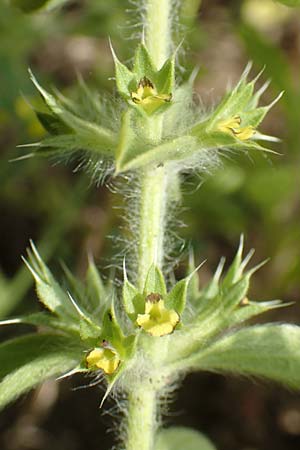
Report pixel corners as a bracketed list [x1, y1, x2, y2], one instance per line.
[86, 345, 120, 374]
[131, 77, 172, 114]
[218, 115, 255, 141]
[136, 293, 179, 337]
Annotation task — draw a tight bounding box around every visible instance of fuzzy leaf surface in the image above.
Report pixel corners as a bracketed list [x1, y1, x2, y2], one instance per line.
[144, 265, 167, 297]
[24, 243, 76, 319]
[186, 325, 300, 388]
[0, 333, 83, 409]
[85, 258, 107, 314]
[165, 278, 189, 315]
[116, 135, 198, 173]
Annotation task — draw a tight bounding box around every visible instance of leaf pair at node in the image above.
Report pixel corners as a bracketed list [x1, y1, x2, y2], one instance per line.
[112, 43, 175, 116]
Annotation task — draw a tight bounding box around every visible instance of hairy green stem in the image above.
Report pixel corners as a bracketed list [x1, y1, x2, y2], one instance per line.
[126, 385, 157, 450]
[136, 0, 173, 289]
[137, 165, 168, 290]
[145, 0, 172, 68]
[125, 1, 174, 449]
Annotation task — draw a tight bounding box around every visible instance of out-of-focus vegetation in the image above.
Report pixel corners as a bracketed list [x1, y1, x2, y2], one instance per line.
[0, 1, 300, 449]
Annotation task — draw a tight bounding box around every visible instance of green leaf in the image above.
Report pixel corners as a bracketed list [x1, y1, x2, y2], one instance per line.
[164, 77, 194, 135]
[207, 63, 255, 128]
[133, 44, 175, 94]
[23, 242, 76, 319]
[85, 257, 107, 314]
[30, 71, 116, 154]
[66, 292, 102, 339]
[228, 299, 285, 328]
[0, 333, 83, 410]
[199, 257, 225, 304]
[116, 135, 198, 173]
[122, 266, 144, 318]
[36, 111, 72, 135]
[155, 427, 217, 450]
[100, 334, 137, 407]
[61, 262, 85, 305]
[222, 275, 250, 310]
[115, 110, 136, 172]
[101, 300, 125, 354]
[134, 44, 156, 79]
[144, 265, 167, 297]
[222, 235, 246, 288]
[188, 325, 300, 389]
[155, 57, 175, 94]
[0, 312, 78, 334]
[166, 278, 190, 315]
[79, 318, 101, 342]
[38, 133, 115, 157]
[122, 280, 138, 315]
[110, 43, 136, 98]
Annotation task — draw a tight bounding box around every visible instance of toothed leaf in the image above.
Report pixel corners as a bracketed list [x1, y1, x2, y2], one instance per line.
[30, 72, 116, 155]
[25, 243, 76, 319]
[111, 48, 136, 98]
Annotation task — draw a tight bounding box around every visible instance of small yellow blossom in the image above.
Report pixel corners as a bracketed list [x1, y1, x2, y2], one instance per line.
[86, 344, 120, 374]
[131, 77, 172, 114]
[136, 293, 179, 337]
[218, 115, 255, 141]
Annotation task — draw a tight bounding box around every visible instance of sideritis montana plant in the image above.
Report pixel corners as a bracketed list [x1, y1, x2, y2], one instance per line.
[1, 0, 300, 449]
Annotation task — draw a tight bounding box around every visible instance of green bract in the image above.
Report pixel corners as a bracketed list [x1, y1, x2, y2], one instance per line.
[24, 45, 281, 177]
[1, 238, 298, 410]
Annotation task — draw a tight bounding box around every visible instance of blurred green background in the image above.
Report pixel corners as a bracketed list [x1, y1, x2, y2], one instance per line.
[0, 0, 300, 449]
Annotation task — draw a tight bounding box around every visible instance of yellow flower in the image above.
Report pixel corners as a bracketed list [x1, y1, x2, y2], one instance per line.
[131, 77, 172, 114]
[86, 342, 120, 374]
[218, 115, 255, 141]
[136, 293, 179, 337]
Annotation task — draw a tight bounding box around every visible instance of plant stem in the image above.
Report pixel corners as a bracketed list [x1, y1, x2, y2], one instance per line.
[126, 385, 157, 450]
[125, 2, 173, 449]
[145, 0, 172, 68]
[136, 0, 173, 290]
[137, 164, 168, 290]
